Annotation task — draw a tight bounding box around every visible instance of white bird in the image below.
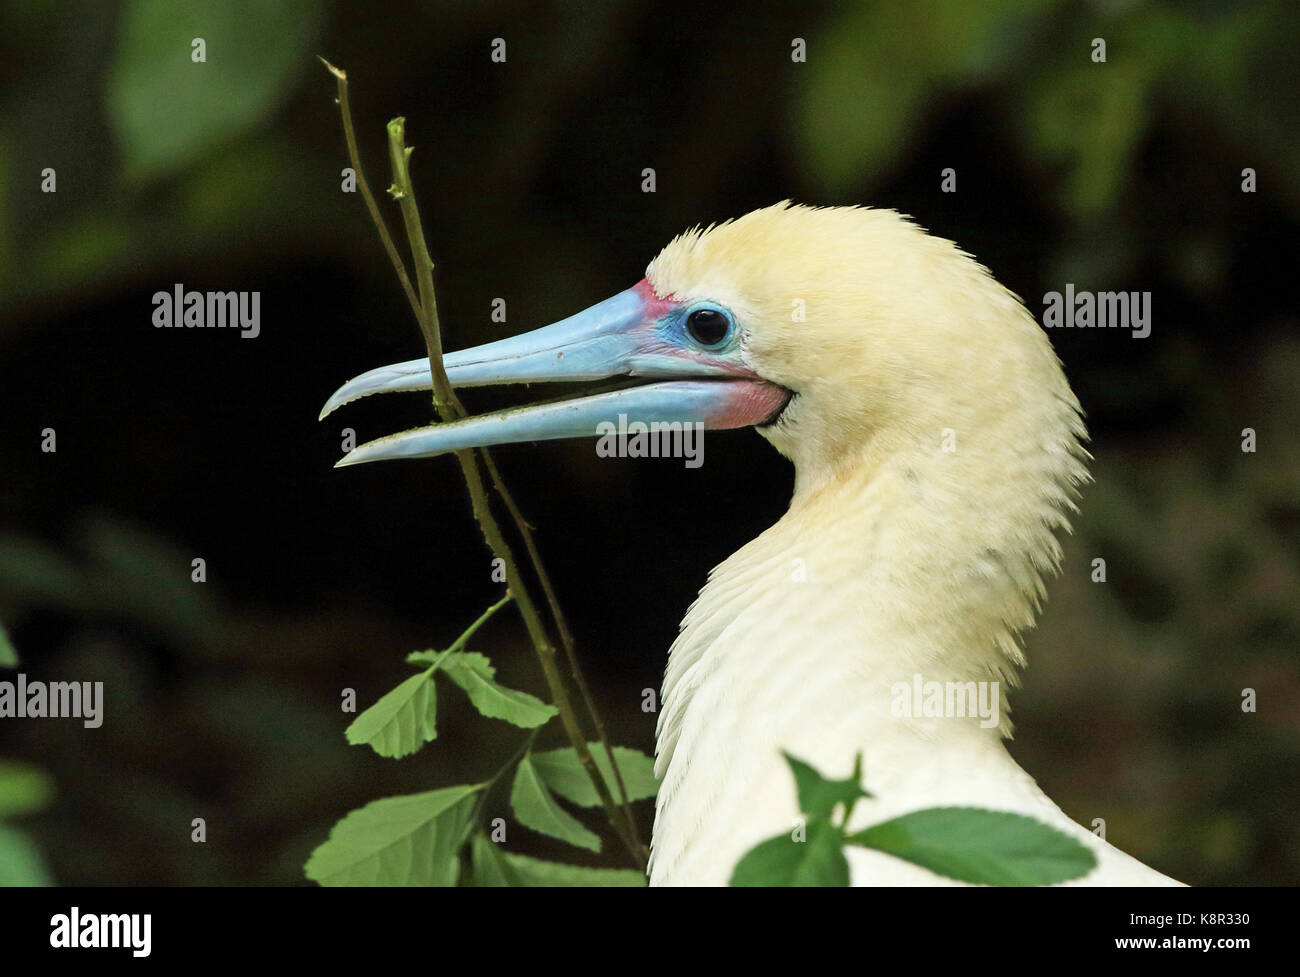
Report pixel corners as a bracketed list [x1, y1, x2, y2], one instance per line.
[322, 202, 1182, 886]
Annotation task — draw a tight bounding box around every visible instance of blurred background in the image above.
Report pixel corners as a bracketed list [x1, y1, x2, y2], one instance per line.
[0, 0, 1297, 885]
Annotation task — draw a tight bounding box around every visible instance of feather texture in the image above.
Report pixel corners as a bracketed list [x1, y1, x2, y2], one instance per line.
[643, 203, 1179, 885]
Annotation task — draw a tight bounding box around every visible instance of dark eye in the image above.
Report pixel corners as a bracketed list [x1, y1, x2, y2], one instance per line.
[686, 309, 730, 347]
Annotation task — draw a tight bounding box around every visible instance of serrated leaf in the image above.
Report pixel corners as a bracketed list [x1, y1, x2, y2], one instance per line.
[405, 649, 482, 670]
[530, 743, 660, 807]
[0, 622, 16, 668]
[510, 755, 600, 852]
[845, 807, 1098, 886]
[730, 819, 849, 886]
[783, 752, 870, 820]
[471, 834, 644, 886]
[405, 649, 440, 667]
[344, 670, 437, 758]
[443, 653, 556, 729]
[0, 824, 52, 885]
[304, 785, 479, 885]
[0, 761, 54, 819]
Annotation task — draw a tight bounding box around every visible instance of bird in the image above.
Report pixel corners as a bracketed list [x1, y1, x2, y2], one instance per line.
[320, 202, 1182, 886]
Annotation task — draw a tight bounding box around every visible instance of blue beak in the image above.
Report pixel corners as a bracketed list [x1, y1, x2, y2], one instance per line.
[320, 282, 789, 467]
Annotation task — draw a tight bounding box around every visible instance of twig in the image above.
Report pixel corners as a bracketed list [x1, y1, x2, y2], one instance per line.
[321, 65, 643, 869]
[321, 58, 641, 854]
[318, 58, 420, 317]
[446, 592, 514, 654]
[506, 499, 640, 840]
[384, 117, 642, 865]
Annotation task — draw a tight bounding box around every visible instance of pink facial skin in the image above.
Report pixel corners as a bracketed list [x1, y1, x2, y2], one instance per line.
[631, 277, 680, 321]
[704, 379, 791, 429]
[631, 278, 790, 427]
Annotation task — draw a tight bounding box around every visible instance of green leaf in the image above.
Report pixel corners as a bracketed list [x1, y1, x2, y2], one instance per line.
[405, 649, 441, 667]
[845, 807, 1098, 886]
[404, 647, 468, 668]
[304, 785, 480, 886]
[434, 650, 490, 671]
[106, 0, 325, 181]
[530, 743, 660, 807]
[0, 621, 16, 668]
[783, 752, 870, 820]
[730, 819, 849, 886]
[470, 835, 645, 886]
[468, 832, 514, 885]
[442, 653, 557, 729]
[0, 824, 52, 885]
[344, 670, 437, 759]
[0, 761, 55, 819]
[509, 755, 600, 852]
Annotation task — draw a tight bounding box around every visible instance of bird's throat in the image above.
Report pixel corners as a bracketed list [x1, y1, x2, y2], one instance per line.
[650, 442, 1079, 883]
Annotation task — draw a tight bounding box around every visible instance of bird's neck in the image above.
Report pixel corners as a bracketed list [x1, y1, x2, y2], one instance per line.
[650, 429, 1082, 881]
[660, 434, 1063, 745]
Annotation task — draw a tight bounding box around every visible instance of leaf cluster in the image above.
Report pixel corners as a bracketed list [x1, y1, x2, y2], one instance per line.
[730, 753, 1098, 887]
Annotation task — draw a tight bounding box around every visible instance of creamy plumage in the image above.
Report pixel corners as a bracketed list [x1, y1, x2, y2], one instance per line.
[643, 203, 1179, 885]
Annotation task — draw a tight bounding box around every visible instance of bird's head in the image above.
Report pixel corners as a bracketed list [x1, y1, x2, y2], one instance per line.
[322, 201, 1086, 512]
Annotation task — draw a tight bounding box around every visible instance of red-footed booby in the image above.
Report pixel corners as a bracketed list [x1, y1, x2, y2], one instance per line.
[321, 202, 1182, 886]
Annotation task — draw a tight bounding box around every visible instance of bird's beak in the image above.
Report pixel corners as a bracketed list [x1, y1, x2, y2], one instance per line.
[321, 280, 790, 467]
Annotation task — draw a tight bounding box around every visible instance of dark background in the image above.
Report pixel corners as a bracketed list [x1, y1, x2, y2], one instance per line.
[0, 0, 1297, 885]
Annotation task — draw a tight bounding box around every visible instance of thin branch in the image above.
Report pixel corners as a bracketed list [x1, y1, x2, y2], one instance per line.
[380, 113, 644, 868]
[323, 60, 645, 868]
[321, 59, 641, 851]
[319, 58, 420, 316]
[446, 592, 513, 654]
[499, 482, 640, 840]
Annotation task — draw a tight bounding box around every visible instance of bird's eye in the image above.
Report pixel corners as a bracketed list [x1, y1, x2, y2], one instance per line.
[685, 308, 730, 347]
